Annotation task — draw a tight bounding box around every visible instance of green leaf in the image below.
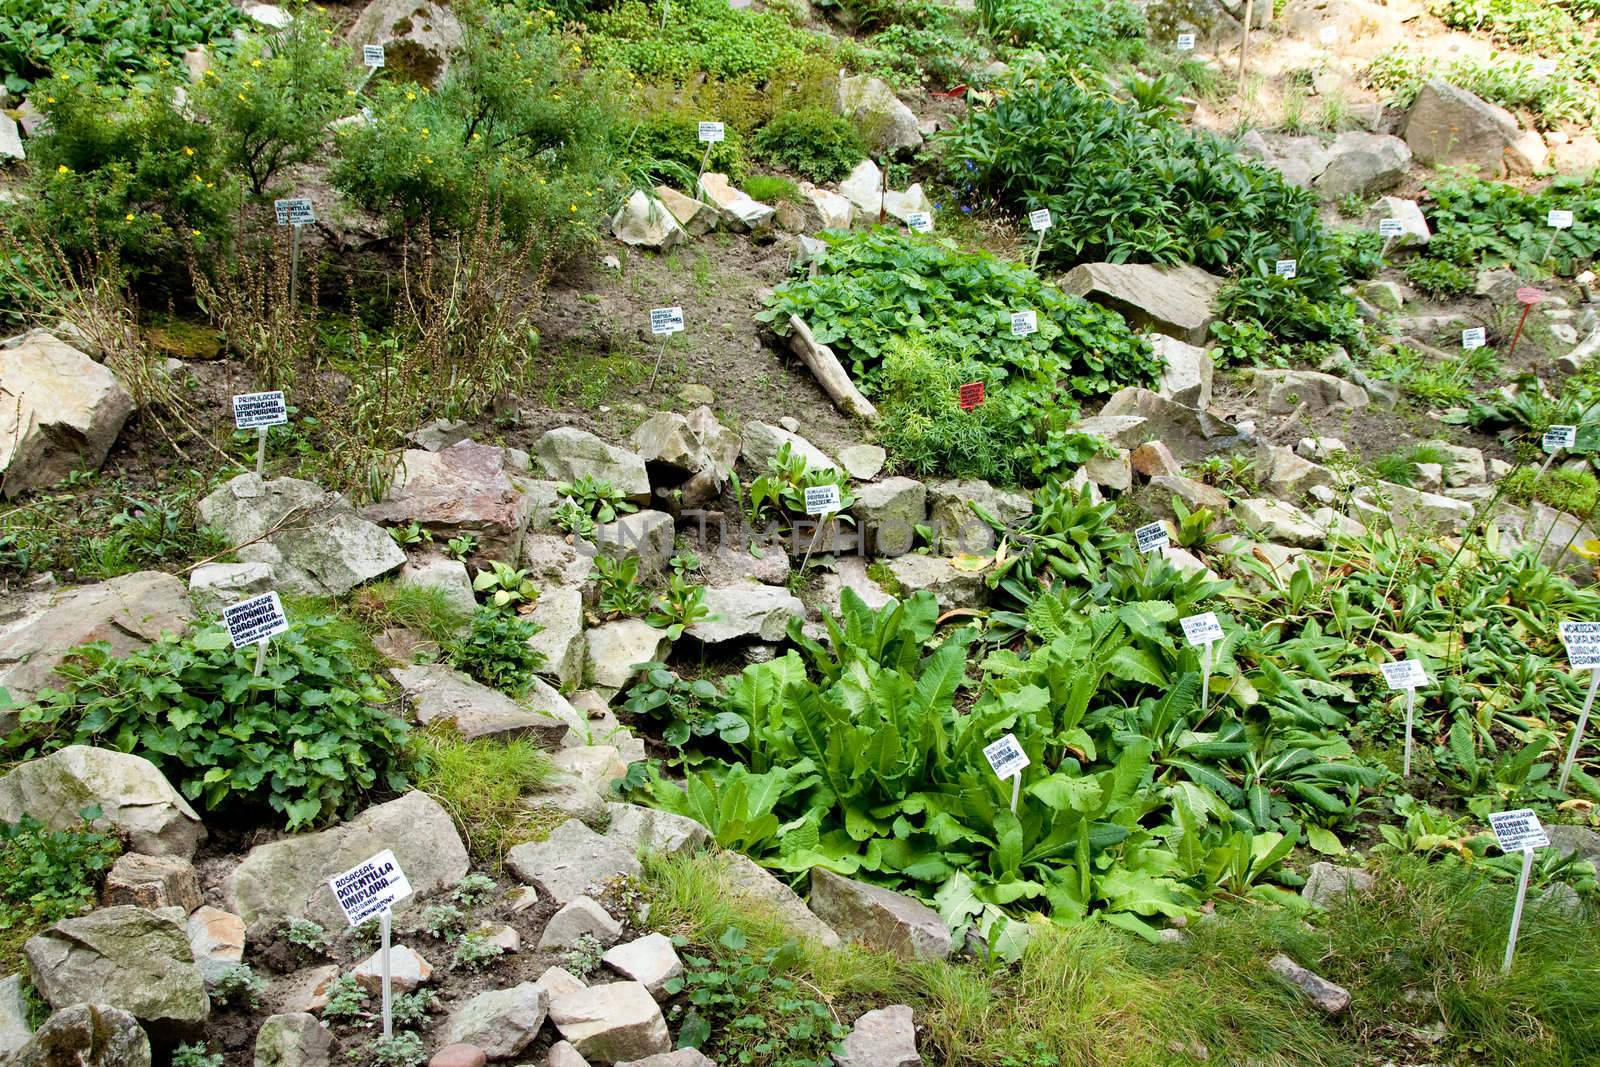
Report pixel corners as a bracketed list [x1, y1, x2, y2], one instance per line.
[1305, 825, 1345, 855]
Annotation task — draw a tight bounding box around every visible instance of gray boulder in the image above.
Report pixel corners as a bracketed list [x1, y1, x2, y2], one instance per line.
[1251, 369, 1368, 415]
[1151, 335, 1213, 408]
[1301, 863, 1374, 909]
[548, 982, 671, 1063]
[1365, 196, 1430, 250]
[688, 585, 805, 644]
[224, 791, 467, 927]
[9, 1004, 149, 1067]
[0, 746, 203, 858]
[1403, 79, 1545, 177]
[395, 552, 477, 619]
[740, 421, 837, 476]
[584, 619, 671, 698]
[594, 510, 675, 579]
[1060, 262, 1222, 345]
[926, 478, 1031, 554]
[391, 663, 568, 744]
[505, 818, 641, 905]
[603, 803, 710, 856]
[1311, 132, 1411, 200]
[527, 584, 586, 688]
[346, 0, 461, 85]
[1234, 498, 1323, 548]
[188, 562, 277, 615]
[1099, 388, 1234, 462]
[534, 429, 651, 505]
[25, 906, 209, 1030]
[629, 407, 739, 480]
[441, 983, 548, 1060]
[722, 852, 841, 947]
[611, 190, 686, 251]
[253, 1012, 335, 1067]
[852, 477, 926, 555]
[808, 869, 951, 961]
[836, 1004, 920, 1067]
[0, 973, 30, 1056]
[0, 571, 192, 715]
[616, 1053, 714, 1067]
[361, 442, 536, 565]
[198, 474, 405, 597]
[0, 113, 22, 161]
[837, 71, 921, 155]
[882, 556, 985, 613]
[538, 896, 623, 951]
[0, 332, 133, 498]
[601, 934, 682, 999]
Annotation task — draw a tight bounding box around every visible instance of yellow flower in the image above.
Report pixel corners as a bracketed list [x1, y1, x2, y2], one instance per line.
[423, 156, 433, 164]
[406, 90, 417, 100]
[184, 146, 194, 156]
[124, 213, 135, 222]
[420, 127, 429, 137]
[191, 229, 201, 237]
[46, 96, 55, 103]
[56, 164, 69, 174]
[56, 72, 68, 81]
[470, 132, 480, 141]
[238, 93, 247, 102]
[251, 59, 263, 67]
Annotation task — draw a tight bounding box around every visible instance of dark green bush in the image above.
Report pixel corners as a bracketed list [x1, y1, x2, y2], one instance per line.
[752, 107, 865, 184]
[0, 812, 120, 930]
[584, 0, 830, 83]
[21, 618, 412, 829]
[0, 0, 241, 93]
[1425, 173, 1600, 274]
[444, 608, 546, 694]
[622, 113, 748, 185]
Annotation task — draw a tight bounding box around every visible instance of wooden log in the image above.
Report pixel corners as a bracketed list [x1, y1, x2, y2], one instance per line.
[785, 314, 879, 423]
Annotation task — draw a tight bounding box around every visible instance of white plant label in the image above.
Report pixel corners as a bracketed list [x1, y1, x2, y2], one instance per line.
[1028, 208, 1053, 232]
[273, 197, 315, 226]
[905, 211, 934, 233]
[697, 121, 725, 143]
[983, 733, 1030, 780]
[1488, 809, 1549, 853]
[649, 307, 685, 335]
[1461, 327, 1487, 350]
[1010, 310, 1038, 338]
[1176, 32, 1196, 50]
[1180, 611, 1223, 646]
[362, 44, 385, 67]
[803, 484, 841, 515]
[1532, 58, 1556, 76]
[1559, 621, 1600, 668]
[328, 849, 413, 926]
[222, 592, 289, 649]
[1543, 425, 1577, 452]
[1381, 659, 1427, 689]
[1378, 218, 1404, 238]
[1274, 259, 1298, 278]
[232, 390, 288, 430]
[1135, 521, 1170, 554]
[1548, 209, 1574, 229]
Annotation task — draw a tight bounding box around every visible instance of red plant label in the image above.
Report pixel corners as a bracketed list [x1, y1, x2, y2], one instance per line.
[959, 381, 985, 410]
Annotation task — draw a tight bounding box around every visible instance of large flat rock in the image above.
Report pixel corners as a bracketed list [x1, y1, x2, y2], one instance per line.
[0, 332, 133, 498]
[361, 442, 536, 564]
[391, 663, 569, 744]
[1060, 262, 1223, 345]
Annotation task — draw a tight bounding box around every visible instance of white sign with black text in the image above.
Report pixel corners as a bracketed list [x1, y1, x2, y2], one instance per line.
[1135, 521, 1170, 554]
[1489, 809, 1548, 973]
[1461, 327, 1487, 350]
[328, 850, 413, 1037]
[803, 484, 842, 516]
[984, 732, 1030, 813]
[232, 391, 288, 430]
[274, 198, 316, 226]
[1176, 32, 1196, 50]
[697, 121, 725, 143]
[1383, 658, 1428, 776]
[1548, 209, 1574, 230]
[1378, 218, 1404, 238]
[1544, 425, 1577, 453]
[223, 592, 289, 649]
[905, 211, 934, 233]
[1028, 208, 1053, 232]
[1274, 259, 1297, 279]
[1560, 621, 1600, 668]
[362, 44, 385, 67]
[1010, 310, 1038, 338]
[649, 307, 685, 336]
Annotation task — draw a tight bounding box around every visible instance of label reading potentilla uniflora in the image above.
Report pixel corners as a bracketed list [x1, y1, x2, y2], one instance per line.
[328, 850, 413, 926]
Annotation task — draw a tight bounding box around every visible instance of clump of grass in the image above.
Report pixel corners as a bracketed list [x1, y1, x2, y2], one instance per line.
[742, 174, 803, 205]
[1503, 466, 1600, 517]
[1372, 443, 1453, 486]
[347, 582, 469, 645]
[414, 730, 553, 867]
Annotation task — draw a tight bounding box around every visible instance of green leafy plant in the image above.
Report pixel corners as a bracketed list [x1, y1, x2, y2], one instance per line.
[388, 522, 433, 548]
[752, 107, 866, 183]
[444, 533, 480, 560]
[286, 919, 332, 955]
[171, 1043, 222, 1067]
[444, 607, 545, 694]
[623, 664, 743, 749]
[421, 904, 466, 940]
[363, 1033, 426, 1067]
[596, 555, 651, 617]
[472, 561, 540, 612]
[321, 974, 369, 1023]
[451, 931, 504, 971]
[556, 475, 639, 531]
[21, 618, 412, 829]
[0, 810, 119, 949]
[0, 0, 242, 93]
[647, 575, 713, 639]
[211, 964, 265, 1010]
[562, 932, 606, 976]
[452, 873, 497, 907]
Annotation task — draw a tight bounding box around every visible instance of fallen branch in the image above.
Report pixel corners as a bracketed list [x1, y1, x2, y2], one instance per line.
[785, 314, 879, 423]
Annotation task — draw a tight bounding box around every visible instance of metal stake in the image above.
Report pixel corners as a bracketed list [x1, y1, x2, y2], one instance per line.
[1403, 686, 1415, 778]
[1201, 640, 1213, 711]
[1502, 846, 1534, 974]
[1030, 229, 1046, 270]
[289, 222, 303, 309]
[255, 425, 268, 478]
[1557, 667, 1600, 791]
[1237, 0, 1254, 87]
[380, 908, 393, 1037]
[1010, 772, 1020, 815]
[253, 639, 267, 677]
[648, 334, 670, 390]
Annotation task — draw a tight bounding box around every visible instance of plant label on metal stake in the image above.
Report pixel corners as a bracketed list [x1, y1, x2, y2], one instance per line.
[1380, 658, 1428, 777]
[1176, 32, 1196, 50]
[1542, 209, 1573, 264]
[1557, 620, 1600, 790]
[1544, 425, 1577, 452]
[1532, 58, 1556, 76]
[1487, 809, 1548, 974]
[695, 121, 724, 188]
[1135, 521, 1169, 555]
[983, 733, 1030, 814]
[958, 381, 985, 409]
[1181, 611, 1223, 709]
[1027, 208, 1052, 268]
[362, 44, 385, 67]
[1460, 327, 1487, 350]
[223, 591, 288, 677]
[232, 390, 288, 477]
[1274, 259, 1297, 278]
[647, 306, 684, 389]
[1377, 218, 1404, 238]
[328, 849, 413, 1037]
[905, 211, 933, 233]
[799, 484, 842, 571]
[1010, 310, 1037, 338]
[274, 197, 315, 308]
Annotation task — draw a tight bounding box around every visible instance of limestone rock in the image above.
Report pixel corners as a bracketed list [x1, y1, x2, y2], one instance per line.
[1366, 197, 1430, 251]
[836, 1004, 920, 1067]
[740, 421, 837, 476]
[0, 332, 133, 497]
[1151, 334, 1213, 408]
[352, 945, 431, 993]
[808, 868, 951, 961]
[1349, 481, 1472, 534]
[722, 852, 841, 947]
[186, 905, 245, 984]
[1060, 263, 1222, 345]
[254, 1012, 335, 1067]
[1099, 389, 1234, 462]
[616, 1054, 714, 1067]
[198, 474, 406, 597]
[273, 965, 339, 1014]
[1255, 444, 1337, 499]
[0, 746, 203, 858]
[1311, 132, 1411, 199]
[688, 584, 805, 644]
[534, 429, 651, 505]
[1311, 508, 1367, 540]
[25, 906, 210, 1029]
[532, 745, 629, 824]
[838, 444, 887, 480]
[548, 1042, 591, 1067]
[882, 184, 933, 226]
[1267, 954, 1350, 1013]
[0, 973, 30, 1056]
[629, 408, 739, 480]
[837, 71, 921, 155]
[653, 186, 716, 237]
[1147, 475, 1230, 517]
[883, 555, 985, 613]
[442, 982, 548, 1060]
[188, 562, 276, 614]
[612, 190, 686, 250]
[1235, 499, 1322, 548]
[1238, 130, 1331, 188]
[225, 791, 467, 927]
[1252, 369, 1368, 415]
[548, 982, 671, 1063]
[527, 585, 586, 688]
[839, 159, 885, 217]
[1301, 863, 1374, 909]
[538, 896, 623, 951]
[800, 182, 853, 229]
[601, 934, 683, 999]
[506, 819, 641, 905]
[0, 113, 23, 161]
[1403, 79, 1545, 177]
[594, 510, 675, 579]
[393, 664, 569, 744]
[1546, 825, 1600, 866]
[1084, 450, 1132, 492]
[430, 1045, 486, 1067]
[522, 533, 597, 590]
[0, 570, 192, 713]
[926, 478, 1030, 554]
[851, 477, 926, 555]
[696, 174, 776, 234]
[9, 1004, 149, 1067]
[585, 619, 672, 698]
[604, 803, 710, 856]
[536, 967, 589, 1001]
[1429, 442, 1486, 487]
[362, 442, 535, 564]
[1130, 441, 1182, 478]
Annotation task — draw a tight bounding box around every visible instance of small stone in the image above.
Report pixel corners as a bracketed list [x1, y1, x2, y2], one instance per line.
[103, 853, 201, 913]
[276, 964, 340, 1014]
[615, 1054, 715, 1067]
[601, 934, 683, 999]
[547, 1042, 590, 1067]
[1130, 441, 1181, 478]
[1267, 954, 1350, 1013]
[352, 945, 432, 993]
[549, 982, 671, 1063]
[836, 1004, 920, 1067]
[474, 923, 521, 953]
[535, 966, 588, 1001]
[187, 905, 247, 984]
[779, 416, 801, 433]
[677, 383, 714, 406]
[1301, 863, 1375, 909]
[838, 444, 887, 480]
[441, 983, 548, 1059]
[507, 819, 642, 905]
[254, 1012, 335, 1067]
[431, 1046, 487, 1067]
[539, 896, 623, 951]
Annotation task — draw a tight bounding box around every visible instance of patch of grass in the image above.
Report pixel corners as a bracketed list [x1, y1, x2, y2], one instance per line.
[865, 560, 904, 597]
[538, 345, 651, 411]
[414, 729, 553, 868]
[1504, 466, 1600, 518]
[347, 582, 470, 646]
[742, 174, 803, 205]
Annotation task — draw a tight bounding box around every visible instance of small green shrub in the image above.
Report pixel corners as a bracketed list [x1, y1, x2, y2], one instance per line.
[585, 0, 830, 83]
[171, 1043, 222, 1067]
[211, 964, 265, 1010]
[451, 931, 504, 971]
[0, 811, 120, 971]
[623, 663, 741, 749]
[415, 730, 552, 865]
[647, 575, 713, 640]
[1405, 257, 1476, 299]
[452, 873, 497, 907]
[742, 174, 802, 205]
[20, 618, 411, 829]
[596, 555, 651, 617]
[751, 107, 865, 183]
[1505, 465, 1600, 517]
[622, 113, 748, 185]
[444, 608, 545, 694]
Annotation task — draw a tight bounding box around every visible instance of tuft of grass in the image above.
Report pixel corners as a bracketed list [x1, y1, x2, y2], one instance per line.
[414, 729, 553, 868]
[347, 581, 470, 646]
[743, 174, 803, 205]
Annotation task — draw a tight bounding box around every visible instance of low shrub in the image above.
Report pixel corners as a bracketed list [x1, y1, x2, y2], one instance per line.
[415, 730, 553, 865]
[444, 607, 545, 694]
[751, 107, 866, 183]
[1425, 173, 1600, 274]
[621, 113, 748, 185]
[20, 618, 411, 829]
[585, 0, 831, 83]
[0, 811, 120, 971]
